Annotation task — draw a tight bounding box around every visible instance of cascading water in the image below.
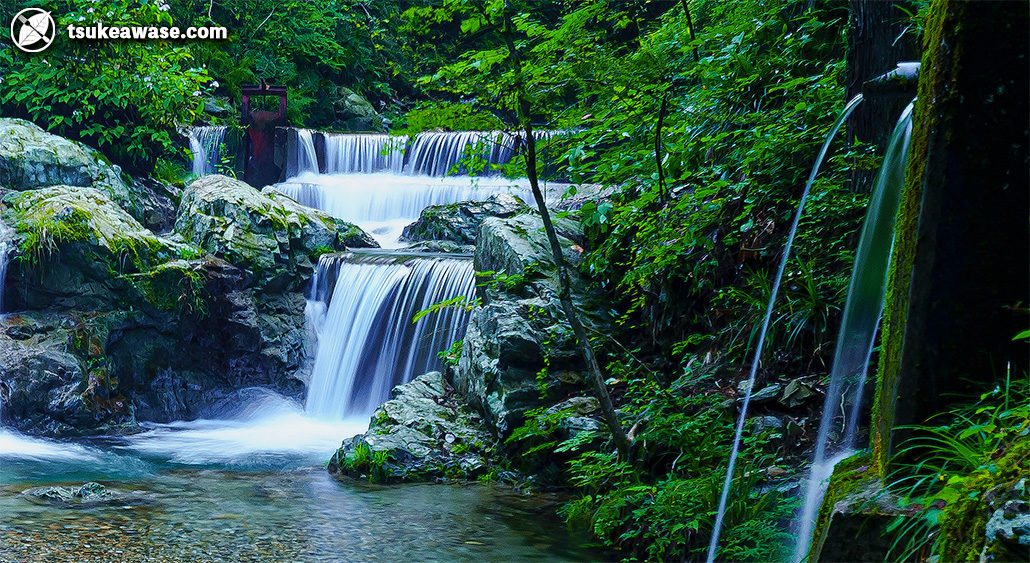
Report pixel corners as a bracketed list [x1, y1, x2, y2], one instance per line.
[296, 129, 320, 174]
[791, 100, 915, 562]
[324, 133, 408, 174]
[187, 125, 228, 177]
[0, 222, 12, 313]
[304, 251, 476, 420]
[706, 94, 866, 562]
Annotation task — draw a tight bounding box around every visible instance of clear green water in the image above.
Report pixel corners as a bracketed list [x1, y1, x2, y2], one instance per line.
[0, 425, 595, 562]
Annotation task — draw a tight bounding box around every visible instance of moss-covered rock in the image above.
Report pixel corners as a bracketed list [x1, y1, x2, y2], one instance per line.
[328, 372, 496, 482]
[0, 118, 145, 220]
[331, 87, 386, 132]
[175, 175, 376, 290]
[452, 213, 604, 436]
[401, 194, 529, 246]
[1, 186, 204, 312]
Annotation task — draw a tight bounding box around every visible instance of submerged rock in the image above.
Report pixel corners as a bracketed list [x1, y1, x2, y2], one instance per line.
[401, 194, 528, 246]
[22, 482, 145, 507]
[175, 175, 376, 290]
[328, 372, 496, 482]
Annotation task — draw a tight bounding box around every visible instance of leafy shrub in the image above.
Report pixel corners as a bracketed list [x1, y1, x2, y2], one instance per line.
[0, 0, 210, 173]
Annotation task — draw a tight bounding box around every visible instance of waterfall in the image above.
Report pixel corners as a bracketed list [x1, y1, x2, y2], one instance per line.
[271, 175, 539, 248]
[405, 130, 560, 176]
[0, 222, 12, 313]
[706, 94, 866, 562]
[324, 133, 408, 174]
[188, 126, 228, 177]
[296, 129, 320, 174]
[287, 129, 565, 179]
[304, 252, 476, 420]
[791, 100, 915, 562]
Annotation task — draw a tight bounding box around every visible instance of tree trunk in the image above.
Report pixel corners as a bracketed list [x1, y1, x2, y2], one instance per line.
[846, 0, 918, 192]
[501, 1, 631, 458]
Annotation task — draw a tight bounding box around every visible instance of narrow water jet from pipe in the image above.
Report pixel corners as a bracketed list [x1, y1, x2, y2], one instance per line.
[791, 99, 915, 562]
[706, 93, 865, 562]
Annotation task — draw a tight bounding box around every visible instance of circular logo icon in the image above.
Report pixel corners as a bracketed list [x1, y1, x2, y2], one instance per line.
[11, 8, 56, 53]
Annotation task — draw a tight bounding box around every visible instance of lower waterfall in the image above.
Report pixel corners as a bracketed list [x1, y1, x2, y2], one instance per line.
[304, 251, 476, 420]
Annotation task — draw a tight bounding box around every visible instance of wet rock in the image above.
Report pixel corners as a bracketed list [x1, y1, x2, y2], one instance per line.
[0, 118, 139, 221]
[545, 396, 599, 417]
[0, 313, 137, 436]
[780, 377, 820, 408]
[130, 177, 180, 234]
[736, 381, 783, 404]
[22, 482, 141, 507]
[405, 240, 476, 254]
[986, 499, 1030, 548]
[176, 175, 376, 290]
[331, 87, 386, 132]
[453, 214, 607, 436]
[328, 372, 496, 482]
[401, 194, 529, 246]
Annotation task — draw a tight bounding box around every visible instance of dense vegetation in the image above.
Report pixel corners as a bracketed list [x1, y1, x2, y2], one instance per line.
[2, 0, 1024, 561]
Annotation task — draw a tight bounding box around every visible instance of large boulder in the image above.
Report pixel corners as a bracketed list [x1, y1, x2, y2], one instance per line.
[401, 194, 529, 246]
[0, 312, 137, 436]
[331, 87, 386, 132]
[328, 372, 496, 482]
[174, 175, 376, 290]
[0, 118, 149, 222]
[1, 186, 201, 312]
[453, 213, 606, 436]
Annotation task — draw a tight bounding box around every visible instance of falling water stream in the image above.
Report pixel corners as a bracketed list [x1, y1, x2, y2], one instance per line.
[706, 94, 865, 562]
[791, 99, 915, 562]
[187, 125, 228, 177]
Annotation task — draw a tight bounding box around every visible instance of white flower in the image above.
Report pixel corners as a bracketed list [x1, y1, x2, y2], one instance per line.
[87, 8, 94, 13]
[210, 80, 219, 88]
[78, 16, 85, 21]
[192, 91, 201, 97]
[160, 5, 170, 11]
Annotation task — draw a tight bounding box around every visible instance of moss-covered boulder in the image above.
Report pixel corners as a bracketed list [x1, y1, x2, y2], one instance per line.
[401, 194, 528, 246]
[0, 118, 144, 218]
[331, 87, 386, 132]
[453, 213, 603, 436]
[1, 186, 205, 312]
[328, 372, 496, 482]
[175, 175, 377, 290]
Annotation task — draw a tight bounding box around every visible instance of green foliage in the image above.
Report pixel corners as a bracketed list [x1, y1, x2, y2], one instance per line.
[0, 0, 210, 173]
[412, 295, 479, 324]
[397, 101, 504, 135]
[884, 372, 1030, 561]
[341, 442, 393, 484]
[171, 0, 411, 128]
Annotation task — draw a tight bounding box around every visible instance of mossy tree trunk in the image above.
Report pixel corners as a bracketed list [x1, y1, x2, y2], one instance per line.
[871, 0, 1029, 476]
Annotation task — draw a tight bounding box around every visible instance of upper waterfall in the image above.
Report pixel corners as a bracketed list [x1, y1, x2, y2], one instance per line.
[324, 133, 409, 174]
[187, 126, 228, 177]
[304, 251, 476, 420]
